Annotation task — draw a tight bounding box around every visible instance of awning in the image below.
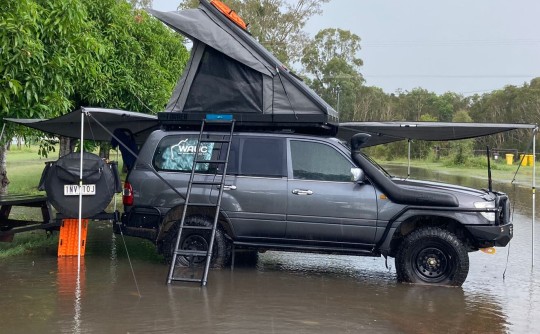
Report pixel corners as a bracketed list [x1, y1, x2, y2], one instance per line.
[5, 107, 159, 143]
[338, 121, 537, 147]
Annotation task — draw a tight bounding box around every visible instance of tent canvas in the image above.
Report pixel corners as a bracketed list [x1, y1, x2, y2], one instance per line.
[147, 0, 338, 126]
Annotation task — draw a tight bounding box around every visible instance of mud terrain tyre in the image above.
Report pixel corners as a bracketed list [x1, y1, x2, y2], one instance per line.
[160, 216, 231, 268]
[395, 227, 469, 286]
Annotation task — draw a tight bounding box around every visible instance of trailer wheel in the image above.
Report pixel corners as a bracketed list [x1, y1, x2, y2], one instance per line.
[160, 216, 231, 268]
[395, 227, 469, 286]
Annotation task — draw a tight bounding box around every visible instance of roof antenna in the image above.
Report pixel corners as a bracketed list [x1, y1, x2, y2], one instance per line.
[486, 146, 493, 192]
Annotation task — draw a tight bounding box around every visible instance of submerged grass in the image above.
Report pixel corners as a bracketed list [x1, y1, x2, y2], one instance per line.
[0, 231, 58, 259]
[380, 157, 536, 185]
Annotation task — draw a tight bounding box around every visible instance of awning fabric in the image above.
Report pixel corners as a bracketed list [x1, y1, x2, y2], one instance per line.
[338, 121, 537, 147]
[5, 107, 158, 143]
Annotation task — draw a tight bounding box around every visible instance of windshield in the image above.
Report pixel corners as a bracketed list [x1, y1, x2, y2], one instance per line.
[336, 139, 393, 178]
[361, 152, 393, 178]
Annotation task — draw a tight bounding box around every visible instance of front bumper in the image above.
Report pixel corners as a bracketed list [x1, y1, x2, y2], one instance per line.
[465, 223, 513, 247]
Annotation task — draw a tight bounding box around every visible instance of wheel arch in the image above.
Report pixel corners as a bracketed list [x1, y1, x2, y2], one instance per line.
[388, 214, 476, 257]
[155, 204, 235, 244]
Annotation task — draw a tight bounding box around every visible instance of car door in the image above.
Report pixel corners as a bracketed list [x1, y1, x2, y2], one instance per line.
[217, 135, 288, 240]
[286, 138, 378, 246]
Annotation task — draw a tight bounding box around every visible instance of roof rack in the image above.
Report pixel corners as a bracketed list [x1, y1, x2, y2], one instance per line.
[157, 112, 338, 136]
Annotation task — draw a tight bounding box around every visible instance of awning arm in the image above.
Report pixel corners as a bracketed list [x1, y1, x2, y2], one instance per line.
[86, 112, 186, 201]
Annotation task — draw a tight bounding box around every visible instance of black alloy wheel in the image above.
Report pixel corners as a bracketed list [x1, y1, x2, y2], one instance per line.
[395, 226, 469, 286]
[160, 215, 231, 268]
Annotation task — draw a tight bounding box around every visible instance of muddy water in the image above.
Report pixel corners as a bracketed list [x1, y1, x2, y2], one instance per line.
[0, 167, 539, 333]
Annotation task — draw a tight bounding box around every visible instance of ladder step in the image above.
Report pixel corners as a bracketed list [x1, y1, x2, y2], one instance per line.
[170, 277, 203, 283]
[191, 181, 222, 186]
[184, 203, 218, 208]
[175, 250, 208, 256]
[195, 159, 227, 164]
[180, 225, 213, 231]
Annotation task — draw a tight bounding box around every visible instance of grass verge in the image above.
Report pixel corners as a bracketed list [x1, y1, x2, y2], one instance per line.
[0, 231, 58, 259]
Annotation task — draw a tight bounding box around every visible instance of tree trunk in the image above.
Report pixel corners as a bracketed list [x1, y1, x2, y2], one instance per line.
[99, 143, 110, 160]
[0, 144, 10, 195]
[59, 136, 76, 157]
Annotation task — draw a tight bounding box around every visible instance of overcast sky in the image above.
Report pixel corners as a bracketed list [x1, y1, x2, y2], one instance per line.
[152, 0, 540, 96]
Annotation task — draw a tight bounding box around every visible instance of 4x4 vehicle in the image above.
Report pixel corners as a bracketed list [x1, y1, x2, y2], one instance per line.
[118, 129, 512, 286]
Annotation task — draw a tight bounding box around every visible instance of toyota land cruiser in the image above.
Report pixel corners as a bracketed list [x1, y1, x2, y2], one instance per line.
[117, 129, 512, 286]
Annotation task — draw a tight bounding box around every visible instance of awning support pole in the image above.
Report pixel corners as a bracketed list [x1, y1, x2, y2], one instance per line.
[533, 127, 537, 267]
[78, 110, 85, 271]
[407, 139, 411, 179]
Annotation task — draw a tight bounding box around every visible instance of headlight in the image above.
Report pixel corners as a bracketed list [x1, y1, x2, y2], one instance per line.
[474, 201, 496, 221]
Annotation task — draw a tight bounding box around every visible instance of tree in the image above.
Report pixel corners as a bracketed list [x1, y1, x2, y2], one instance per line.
[1, 0, 94, 194]
[179, 0, 330, 65]
[301, 28, 364, 120]
[352, 86, 392, 122]
[0, 0, 188, 194]
[450, 110, 474, 165]
[76, 0, 188, 113]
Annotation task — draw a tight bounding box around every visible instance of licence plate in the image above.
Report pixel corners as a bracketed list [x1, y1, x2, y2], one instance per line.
[64, 184, 96, 196]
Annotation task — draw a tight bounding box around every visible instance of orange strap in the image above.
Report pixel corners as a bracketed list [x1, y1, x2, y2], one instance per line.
[210, 0, 247, 30]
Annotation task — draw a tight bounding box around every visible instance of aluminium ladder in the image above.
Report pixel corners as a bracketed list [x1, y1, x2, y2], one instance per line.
[167, 118, 235, 286]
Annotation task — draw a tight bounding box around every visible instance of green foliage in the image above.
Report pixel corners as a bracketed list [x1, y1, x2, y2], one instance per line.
[0, 0, 93, 141]
[1, 0, 188, 127]
[75, 0, 188, 113]
[37, 138, 57, 158]
[448, 110, 474, 165]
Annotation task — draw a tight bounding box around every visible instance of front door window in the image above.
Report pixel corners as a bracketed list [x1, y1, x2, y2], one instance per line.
[290, 140, 353, 182]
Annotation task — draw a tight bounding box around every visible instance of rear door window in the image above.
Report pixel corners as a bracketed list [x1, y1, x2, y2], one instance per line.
[153, 135, 220, 173]
[234, 137, 286, 177]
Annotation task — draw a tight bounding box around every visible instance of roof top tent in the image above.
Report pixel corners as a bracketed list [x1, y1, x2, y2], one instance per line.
[148, 0, 338, 134]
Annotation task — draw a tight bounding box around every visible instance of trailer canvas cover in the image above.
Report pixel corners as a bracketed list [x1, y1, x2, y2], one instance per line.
[147, 0, 338, 125]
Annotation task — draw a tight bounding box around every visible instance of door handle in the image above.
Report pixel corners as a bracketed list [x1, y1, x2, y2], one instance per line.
[292, 189, 313, 195]
[218, 185, 237, 191]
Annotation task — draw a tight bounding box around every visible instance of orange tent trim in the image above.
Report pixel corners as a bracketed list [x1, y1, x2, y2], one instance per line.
[211, 0, 247, 30]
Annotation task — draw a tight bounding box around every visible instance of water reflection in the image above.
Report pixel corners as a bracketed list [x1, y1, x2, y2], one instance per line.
[56, 257, 85, 334]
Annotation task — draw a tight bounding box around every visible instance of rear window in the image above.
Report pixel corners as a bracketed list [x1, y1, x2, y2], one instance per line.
[153, 135, 220, 173]
[153, 135, 286, 177]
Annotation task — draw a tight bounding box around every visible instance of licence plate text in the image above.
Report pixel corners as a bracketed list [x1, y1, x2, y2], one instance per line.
[64, 184, 96, 196]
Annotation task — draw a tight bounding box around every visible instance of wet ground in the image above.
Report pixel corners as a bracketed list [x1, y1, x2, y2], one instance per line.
[0, 167, 539, 333]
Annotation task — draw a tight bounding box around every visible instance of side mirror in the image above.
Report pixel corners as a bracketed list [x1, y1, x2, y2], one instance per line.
[351, 167, 365, 183]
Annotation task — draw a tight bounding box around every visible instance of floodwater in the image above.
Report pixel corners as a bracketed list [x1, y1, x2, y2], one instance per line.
[0, 167, 539, 333]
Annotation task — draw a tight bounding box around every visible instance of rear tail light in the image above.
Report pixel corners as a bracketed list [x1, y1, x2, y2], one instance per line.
[123, 181, 134, 206]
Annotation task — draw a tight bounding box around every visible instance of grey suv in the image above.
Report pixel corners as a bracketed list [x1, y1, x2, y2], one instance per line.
[118, 129, 512, 286]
